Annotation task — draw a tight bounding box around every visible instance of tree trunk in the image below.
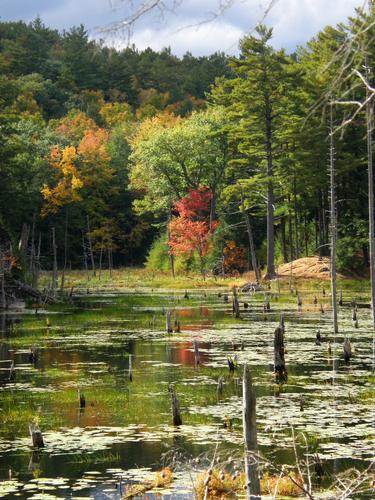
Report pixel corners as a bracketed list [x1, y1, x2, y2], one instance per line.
[86, 216, 96, 276]
[365, 54, 375, 331]
[34, 233, 41, 289]
[241, 195, 260, 283]
[293, 174, 299, 260]
[29, 212, 36, 277]
[82, 233, 88, 274]
[243, 364, 261, 499]
[99, 241, 103, 280]
[318, 189, 324, 260]
[288, 195, 294, 262]
[304, 214, 308, 256]
[265, 96, 275, 279]
[209, 188, 216, 230]
[167, 208, 175, 278]
[51, 227, 58, 296]
[60, 210, 69, 293]
[329, 105, 339, 335]
[281, 217, 288, 263]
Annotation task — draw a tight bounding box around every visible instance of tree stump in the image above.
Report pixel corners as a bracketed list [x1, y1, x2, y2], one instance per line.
[169, 384, 182, 426]
[29, 424, 44, 448]
[242, 364, 261, 499]
[274, 326, 287, 383]
[232, 287, 240, 318]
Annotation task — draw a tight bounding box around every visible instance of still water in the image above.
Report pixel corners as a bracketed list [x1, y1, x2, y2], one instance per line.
[0, 287, 373, 498]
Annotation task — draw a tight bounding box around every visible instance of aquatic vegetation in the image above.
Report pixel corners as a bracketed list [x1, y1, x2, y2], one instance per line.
[0, 281, 373, 498]
[123, 467, 173, 498]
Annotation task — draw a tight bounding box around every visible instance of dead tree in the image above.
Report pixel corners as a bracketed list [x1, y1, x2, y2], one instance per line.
[128, 354, 133, 381]
[29, 424, 44, 448]
[274, 326, 287, 383]
[51, 227, 58, 296]
[78, 390, 86, 409]
[86, 215, 96, 276]
[169, 384, 182, 426]
[329, 104, 339, 335]
[242, 364, 261, 499]
[343, 337, 352, 363]
[193, 339, 200, 366]
[232, 287, 240, 318]
[166, 310, 173, 333]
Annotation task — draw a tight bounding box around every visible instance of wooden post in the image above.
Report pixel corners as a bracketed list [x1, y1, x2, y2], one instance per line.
[193, 339, 200, 367]
[243, 364, 261, 499]
[29, 424, 44, 448]
[169, 384, 182, 426]
[274, 326, 287, 383]
[166, 310, 173, 333]
[232, 287, 240, 318]
[128, 354, 133, 381]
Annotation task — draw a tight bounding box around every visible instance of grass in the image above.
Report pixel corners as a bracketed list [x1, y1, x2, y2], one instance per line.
[38, 267, 372, 298]
[194, 468, 305, 498]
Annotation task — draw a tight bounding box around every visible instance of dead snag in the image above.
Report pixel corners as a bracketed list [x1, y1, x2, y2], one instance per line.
[297, 294, 302, 308]
[184, 290, 189, 299]
[274, 326, 287, 383]
[339, 288, 343, 306]
[78, 390, 86, 409]
[169, 384, 182, 426]
[29, 424, 44, 448]
[8, 361, 15, 381]
[343, 338, 352, 364]
[128, 354, 133, 382]
[352, 308, 357, 321]
[232, 287, 240, 318]
[193, 339, 200, 367]
[217, 376, 224, 396]
[242, 364, 261, 498]
[227, 355, 237, 373]
[279, 314, 285, 333]
[166, 310, 173, 333]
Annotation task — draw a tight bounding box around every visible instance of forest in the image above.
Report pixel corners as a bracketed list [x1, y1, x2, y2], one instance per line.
[0, 6, 373, 287]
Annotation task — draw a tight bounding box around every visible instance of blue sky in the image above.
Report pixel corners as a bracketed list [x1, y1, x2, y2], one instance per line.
[0, 0, 365, 55]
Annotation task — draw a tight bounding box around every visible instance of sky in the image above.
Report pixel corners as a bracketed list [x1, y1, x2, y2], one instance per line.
[0, 0, 366, 56]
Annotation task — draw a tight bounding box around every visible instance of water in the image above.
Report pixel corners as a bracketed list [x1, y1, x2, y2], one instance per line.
[0, 286, 373, 498]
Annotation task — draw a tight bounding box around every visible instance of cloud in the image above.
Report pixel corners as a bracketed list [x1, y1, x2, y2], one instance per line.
[0, 0, 366, 55]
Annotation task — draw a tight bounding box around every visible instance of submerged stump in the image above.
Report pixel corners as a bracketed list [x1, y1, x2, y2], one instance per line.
[29, 424, 44, 448]
[169, 384, 182, 426]
[242, 364, 261, 499]
[274, 326, 287, 383]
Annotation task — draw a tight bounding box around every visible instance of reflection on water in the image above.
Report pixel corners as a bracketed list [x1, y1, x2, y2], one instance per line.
[0, 288, 374, 498]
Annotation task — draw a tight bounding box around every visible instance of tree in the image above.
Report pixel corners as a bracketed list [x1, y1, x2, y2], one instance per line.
[212, 25, 297, 278]
[168, 188, 218, 275]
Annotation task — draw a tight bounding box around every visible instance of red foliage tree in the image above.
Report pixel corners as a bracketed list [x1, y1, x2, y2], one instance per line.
[174, 187, 212, 219]
[168, 187, 218, 275]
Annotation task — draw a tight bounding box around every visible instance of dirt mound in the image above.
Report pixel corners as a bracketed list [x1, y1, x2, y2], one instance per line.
[277, 257, 335, 279]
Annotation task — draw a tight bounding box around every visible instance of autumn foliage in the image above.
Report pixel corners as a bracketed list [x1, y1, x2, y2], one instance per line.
[168, 188, 218, 273]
